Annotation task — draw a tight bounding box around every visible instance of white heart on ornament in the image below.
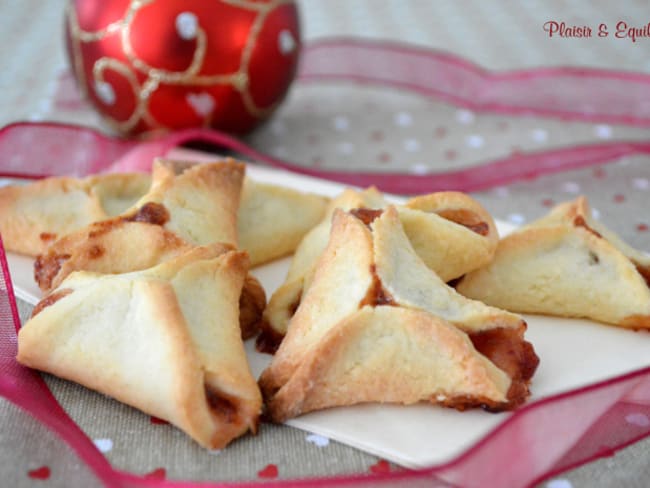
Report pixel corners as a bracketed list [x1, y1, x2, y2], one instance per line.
[625, 412, 650, 427]
[176, 12, 198, 40]
[93, 438, 113, 453]
[278, 30, 296, 55]
[186, 92, 216, 117]
[94, 81, 116, 106]
[305, 433, 330, 447]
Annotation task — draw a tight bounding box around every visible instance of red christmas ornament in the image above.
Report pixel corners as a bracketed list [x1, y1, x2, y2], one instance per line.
[65, 0, 301, 137]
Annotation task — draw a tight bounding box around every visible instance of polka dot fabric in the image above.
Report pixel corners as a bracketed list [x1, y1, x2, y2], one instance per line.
[2, 2, 650, 486]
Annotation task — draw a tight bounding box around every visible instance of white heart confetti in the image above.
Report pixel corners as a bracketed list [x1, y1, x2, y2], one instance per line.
[562, 181, 581, 194]
[93, 438, 113, 453]
[394, 111, 413, 127]
[633, 178, 649, 190]
[507, 213, 526, 225]
[531, 128, 548, 143]
[492, 186, 510, 198]
[186, 92, 215, 117]
[338, 142, 355, 155]
[546, 479, 573, 488]
[625, 412, 650, 427]
[410, 163, 429, 175]
[94, 81, 116, 106]
[595, 124, 612, 139]
[305, 434, 330, 447]
[176, 12, 198, 40]
[278, 30, 296, 55]
[404, 138, 421, 153]
[455, 109, 475, 125]
[333, 115, 350, 131]
[465, 134, 484, 148]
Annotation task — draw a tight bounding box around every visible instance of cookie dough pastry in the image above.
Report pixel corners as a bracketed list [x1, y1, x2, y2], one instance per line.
[0, 172, 150, 255]
[259, 206, 538, 422]
[258, 188, 499, 352]
[18, 244, 262, 449]
[34, 158, 244, 292]
[238, 178, 328, 266]
[0, 160, 327, 267]
[456, 196, 650, 329]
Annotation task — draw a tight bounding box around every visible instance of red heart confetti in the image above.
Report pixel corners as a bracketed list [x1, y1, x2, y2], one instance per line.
[257, 464, 279, 479]
[593, 167, 606, 178]
[613, 194, 626, 203]
[150, 416, 169, 425]
[28, 466, 51, 480]
[369, 459, 391, 474]
[444, 149, 457, 161]
[541, 198, 555, 208]
[637, 223, 648, 232]
[144, 468, 166, 480]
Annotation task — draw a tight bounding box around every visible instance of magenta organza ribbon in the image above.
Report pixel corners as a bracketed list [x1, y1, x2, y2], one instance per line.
[2, 121, 650, 194]
[2, 38, 650, 487]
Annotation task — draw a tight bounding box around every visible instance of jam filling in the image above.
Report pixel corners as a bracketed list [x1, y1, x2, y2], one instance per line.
[350, 208, 384, 227]
[239, 276, 266, 341]
[255, 322, 286, 355]
[359, 265, 396, 307]
[205, 386, 239, 425]
[432, 208, 489, 236]
[255, 291, 301, 355]
[39, 232, 57, 243]
[573, 215, 602, 238]
[468, 325, 539, 409]
[124, 202, 170, 226]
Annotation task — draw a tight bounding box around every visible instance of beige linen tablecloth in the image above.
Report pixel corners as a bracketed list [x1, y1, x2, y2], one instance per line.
[1, 1, 649, 487]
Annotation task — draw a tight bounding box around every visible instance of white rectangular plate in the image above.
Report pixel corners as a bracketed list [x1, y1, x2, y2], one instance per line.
[6, 163, 650, 469]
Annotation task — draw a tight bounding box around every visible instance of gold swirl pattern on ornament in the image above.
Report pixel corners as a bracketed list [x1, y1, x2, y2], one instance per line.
[67, 0, 296, 135]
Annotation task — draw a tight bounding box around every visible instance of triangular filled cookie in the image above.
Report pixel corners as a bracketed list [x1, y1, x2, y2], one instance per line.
[35, 158, 244, 292]
[0, 172, 151, 256]
[258, 188, 499, 352]
[456, 196, 650, 329]
[18, 244, 262, 449]
[259, 206, 538, 422]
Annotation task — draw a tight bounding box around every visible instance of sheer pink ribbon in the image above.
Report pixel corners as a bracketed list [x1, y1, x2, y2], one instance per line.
[2, 121, 650, 194]
[1, 38, 650, 487]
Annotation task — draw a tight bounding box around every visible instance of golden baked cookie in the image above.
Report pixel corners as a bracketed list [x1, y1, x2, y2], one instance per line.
[0, 172, 150, 256]
[456, 196, 650, 329]
[18, 244, 262, 449]
[34, 158, 244, 292]
[258, 188, 499, 352]
[259, 206, 538, 422]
